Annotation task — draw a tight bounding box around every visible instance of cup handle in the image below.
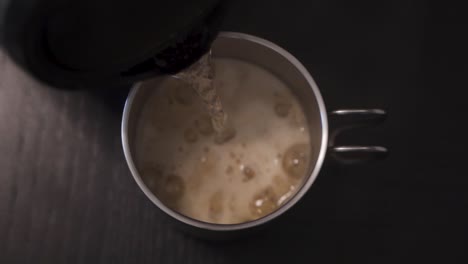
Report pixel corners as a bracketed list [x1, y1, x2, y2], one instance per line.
[328, 109, 388, 164]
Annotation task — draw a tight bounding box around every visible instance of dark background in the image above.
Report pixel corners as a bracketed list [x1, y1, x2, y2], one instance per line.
[1, 0, 468, 263]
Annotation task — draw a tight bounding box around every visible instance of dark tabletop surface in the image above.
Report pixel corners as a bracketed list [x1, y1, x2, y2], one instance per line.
[1, 0, 468, 263]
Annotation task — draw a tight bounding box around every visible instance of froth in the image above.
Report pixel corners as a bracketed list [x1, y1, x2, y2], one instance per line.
[135, 58, 311, 224]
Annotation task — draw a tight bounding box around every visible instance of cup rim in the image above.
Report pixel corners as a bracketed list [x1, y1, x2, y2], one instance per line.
[121, 32, 329, 231]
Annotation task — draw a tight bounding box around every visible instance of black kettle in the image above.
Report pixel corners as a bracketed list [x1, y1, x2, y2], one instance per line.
[0, 0, 225, 89]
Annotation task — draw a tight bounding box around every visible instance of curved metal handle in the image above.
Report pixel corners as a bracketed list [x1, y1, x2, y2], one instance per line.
[329, 109, 386, 136]
[330, 146, 388, 164]
[328, 109, 388, 164]
[331, 109, 386, 116]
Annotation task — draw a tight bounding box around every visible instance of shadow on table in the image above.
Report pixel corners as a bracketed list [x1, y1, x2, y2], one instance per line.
[87, 85, 132, 115]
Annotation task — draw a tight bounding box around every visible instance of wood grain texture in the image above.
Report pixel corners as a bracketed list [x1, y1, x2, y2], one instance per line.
[1, 1, 468, 263]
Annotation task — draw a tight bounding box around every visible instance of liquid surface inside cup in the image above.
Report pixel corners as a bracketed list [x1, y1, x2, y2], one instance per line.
[135, 58, 312, 224]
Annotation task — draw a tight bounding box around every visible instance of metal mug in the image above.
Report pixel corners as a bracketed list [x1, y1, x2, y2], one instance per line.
[121, 32, 387, 239]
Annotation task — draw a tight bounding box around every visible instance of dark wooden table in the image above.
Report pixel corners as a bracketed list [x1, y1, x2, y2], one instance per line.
[2, 1, 467, 263]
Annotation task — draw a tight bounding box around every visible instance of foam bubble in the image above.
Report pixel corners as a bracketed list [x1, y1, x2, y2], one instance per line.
[208, 191, 224, 221]
[183, 127, 198, 143]
[249, 186, 277, 218]
[282, 143, 309, 179]
[242, 166, 256, 182]
[274, 101, 292, 118]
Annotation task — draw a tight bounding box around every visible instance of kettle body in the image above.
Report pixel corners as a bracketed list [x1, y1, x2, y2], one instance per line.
[0, 0, 225, 89]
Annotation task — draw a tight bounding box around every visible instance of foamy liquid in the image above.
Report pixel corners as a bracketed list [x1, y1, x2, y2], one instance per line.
[176, 53, 235, 143]
[135, 58, 311, 224]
